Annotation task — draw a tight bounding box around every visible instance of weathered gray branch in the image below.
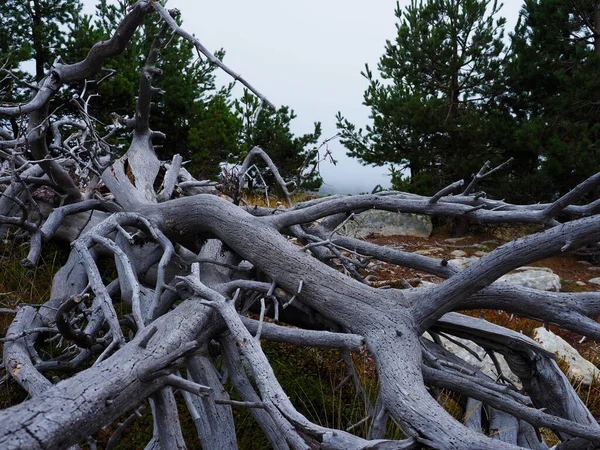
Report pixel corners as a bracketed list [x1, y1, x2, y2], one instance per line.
[152, 3, 274, 109]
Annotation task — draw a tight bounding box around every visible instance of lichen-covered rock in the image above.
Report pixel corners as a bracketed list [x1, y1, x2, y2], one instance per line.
[414, 249, 435, 256]
[342, 210, 433, 238]
[448, 256, 480, 269]
[446, 261, 561, 291]
[533, 327, 599, 385]
[444, 237, 466, 243]
[414, 247, 443, 256]
[497, 267, 561, 292]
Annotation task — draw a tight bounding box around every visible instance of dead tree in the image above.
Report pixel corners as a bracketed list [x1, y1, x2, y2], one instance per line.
[1, 2, 600, 449]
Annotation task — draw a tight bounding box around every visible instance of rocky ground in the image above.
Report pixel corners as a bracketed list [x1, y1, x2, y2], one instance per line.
[361, 225, 600, 420]
[365, 230, 600, 293]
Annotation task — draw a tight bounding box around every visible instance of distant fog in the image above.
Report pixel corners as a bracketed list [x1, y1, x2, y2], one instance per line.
[318, 158, 392, 195]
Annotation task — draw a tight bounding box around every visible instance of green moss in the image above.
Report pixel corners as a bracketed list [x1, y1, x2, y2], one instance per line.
[560, 279, 587, 293]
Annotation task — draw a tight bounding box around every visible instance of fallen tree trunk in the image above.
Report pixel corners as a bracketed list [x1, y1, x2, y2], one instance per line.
[2, 1, 600, 448]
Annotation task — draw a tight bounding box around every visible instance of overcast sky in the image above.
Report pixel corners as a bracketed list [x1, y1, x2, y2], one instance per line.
[83, 0, 525, 194]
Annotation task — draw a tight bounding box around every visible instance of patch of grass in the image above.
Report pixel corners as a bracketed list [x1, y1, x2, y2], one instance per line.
[0, 240, 66, 308]
[242, 191, 319, 208]
[463, 309, 543, 338]
[0, 239, 68, 409]
[0, 239, 69, 338]
[560, 279, 587, 292]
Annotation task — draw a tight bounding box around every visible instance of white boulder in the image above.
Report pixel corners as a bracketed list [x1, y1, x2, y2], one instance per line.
[533, 327, 599, 386]
[343, 210, 432, 238]
[448, 256, 480, 269]
[497, 267, 561, 292]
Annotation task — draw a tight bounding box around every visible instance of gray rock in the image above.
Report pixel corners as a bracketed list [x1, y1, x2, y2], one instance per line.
[447, 261, 561, 291]
[414, 249, 435, 256]
[533, 328, 599, 386]
[367, 262, 382, 271]
[497, 268, 561, 292]
[450, 250, 467, 257]
[426, 333, 521, 388]
[588, 277, 600, 285]
[576, 281, 586, 286]
[514, 266, 553, 273]
[448, 256, 480, 269]
[341, 210, 432, 238]
[444, 237, 466, 243]
[474, 251, 488, 257]
[587, 267, 600, 272]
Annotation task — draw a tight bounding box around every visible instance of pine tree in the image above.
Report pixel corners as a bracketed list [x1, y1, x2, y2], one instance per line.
[0, 0, 323, 188]
[0, 0, 83, 136]
[337, 0, 508, 194]
[235, 90, 323, 191]
[188, 93, 242, 180]
[505, 0, 600, 201]
[0, 0, 83, 82]
[66, 0, 239, 166]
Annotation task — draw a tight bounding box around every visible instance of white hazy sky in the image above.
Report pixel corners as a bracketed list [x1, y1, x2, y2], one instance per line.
[82, 0, 525, 194]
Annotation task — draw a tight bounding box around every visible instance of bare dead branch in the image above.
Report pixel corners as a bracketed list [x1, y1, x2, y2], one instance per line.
[152, 4, 274, 109]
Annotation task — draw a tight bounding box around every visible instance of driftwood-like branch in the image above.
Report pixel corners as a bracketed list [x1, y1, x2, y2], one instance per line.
[235, 146, 295, 206]
[158, 154, 183, 202]
[462, 158, 514, 195]
[181, 275, 414, 449]
[430, 179, 464, 203]
[240, 316, 364, 350]
[411, 216, 600, 330]
[152, 4, 274, 109]
[105, 405, 145, 450]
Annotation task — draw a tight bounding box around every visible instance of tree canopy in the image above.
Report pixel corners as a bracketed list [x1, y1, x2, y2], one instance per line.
[0, 0, 322, 191]
[338, 0, 600, 202]
[337, 0, 508, 195]
[504, 0, 600, 202]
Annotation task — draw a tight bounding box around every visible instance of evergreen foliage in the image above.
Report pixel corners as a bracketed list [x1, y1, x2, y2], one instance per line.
[337, 0, 600, 202]
[504, 0, 600, 201]
[235, 90, 323, 191]
[0, 0, 83, 136]
[0, 0, 83, 82]
[1, 0, 321, 189]
[337, 0, 508, 195]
